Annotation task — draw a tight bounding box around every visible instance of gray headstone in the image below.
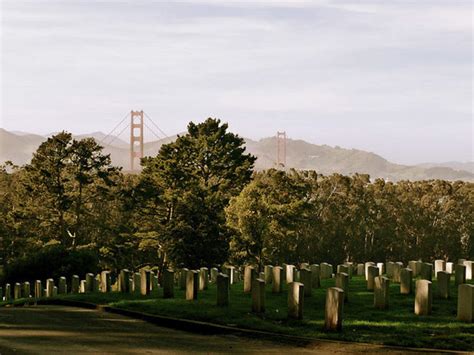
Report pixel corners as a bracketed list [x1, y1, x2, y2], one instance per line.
[457, 284, 474, 322]
[163, 269, 174, 298]
[324, 287, 344, 331]
[251, 278, 265, 313]
[272, 266, 283, 293]
[374, 276, 390, 309]
[216, 273, 229, 306]
[287, 282, 304, 320]
[437, 271, 450, 299]
[415, 279, 432, 315]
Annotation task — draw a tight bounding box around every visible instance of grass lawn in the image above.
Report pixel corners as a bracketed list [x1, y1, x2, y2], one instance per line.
[3, 276, 474, 351]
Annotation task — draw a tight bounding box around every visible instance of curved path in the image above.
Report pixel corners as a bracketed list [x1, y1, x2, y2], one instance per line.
[0, 306, 451, 354]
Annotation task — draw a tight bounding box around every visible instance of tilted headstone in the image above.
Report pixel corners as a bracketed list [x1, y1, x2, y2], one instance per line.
[210, 267, 219, 283]
[400, 268, 413, 295]
[457, 284, 474, 322]
[264, 265, 273, 284]
[244, 265, 256, 293]
[446, 262, 454, 274]
[464, 261, 473, 281]
[101, 271, 111, 293]
[85, 273, 95, 293]
[434, 260, 446, 275]
[365, 262, 376, 280]
[374, 276, 390, 309]
[415, 279, 432, 316]
[367, 266, 379, 291]
[324, 287, 344, 331]
[419, 263, 433, 282]
[22, 282, 31, 298]
[287, 282, 304, 320]
[335, 272, 349, 302]
[299, 268, 312, 297]
[58, 276, 67, 294]
[199, 267, 209, 291]
[46, 279, 55, 298]
[140, 269, 151, 295]
[186, 270, 199, 301]
[251, 278, 265, 313]
[216, 273, 229, 306]
[163, 269, 174, 299]
[14, 283, 21, 299]
[71, 275, 80, 294]
[272, 266, 284, 293]
[437, 271, 450, 299]
[455, 264, 466, 286]
[310, 264, 320, 288]
[34, 280, 42, 298]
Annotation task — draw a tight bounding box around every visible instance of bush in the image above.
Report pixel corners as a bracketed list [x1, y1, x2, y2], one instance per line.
[2, 245, 99, 284]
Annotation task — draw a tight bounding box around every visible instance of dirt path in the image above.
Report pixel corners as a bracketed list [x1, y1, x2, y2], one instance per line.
[0, 306, 453, 354]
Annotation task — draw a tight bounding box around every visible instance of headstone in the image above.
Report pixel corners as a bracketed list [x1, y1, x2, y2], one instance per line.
[365, 262, 376, 280]
[244, 265, 256, 293]
[210, 268, 219, 283]
[374, 276, 390, 309]
[367, 266, 379, 291]
[119, 269, 131, 293]
[180, 268, 189, 290]
[434, 260, 446, 275]
[139, 270, 151, 295]
[344, 262, 354, 278]
[408, 261, 418, 276]
[300, 262, 309, 269]
[58, 276, 67, 294]
[53, 286, 58, 296]
[356, 263, 364, 276]
[437, 271, 450, 299]
[272, 266, 283, 293]
[22, 282, 31, 298]
[101, 271, 112, 293]
[458, 259, 466, 265]
[264, 265, 273, 284]
[393, 262, 403, 283]
[80, 280, 87, 293]
[34, 280, 42, 298]
[216, 273, 229, 306]
[337, 264, 349, 276]
[224, 266, 235, 285]
[251, 278, 265, 313]
[14, 283, 21, 299]
[71, 275, 80, 294]
[85, 273, 95, 293]
[386, 261, 395, 278]
[186, 270, 199, 301]
[132, 273, 141, 294]
[415, 280, 432, 316]
[419, 263, 433, 281]
[320, 263, 333, 279]
[335, 272, 349, 302]
[163, 269, 174, 298]
[464, 261, 473, 280]
[199, 267, 209, 291]
[376, 262, 385, 276]
[5, 284, 11, 302]
[400, 268, 413, 294]
[285, 264, 295, 284]
[457, 284, 474, 322]
[455, 264, 466, 286]
[446, 262, 454, 274]
[299, 268, 312, 297]
[46, 279, 55, 298]
[287, 282, 304, 320]
[310, 264, 320, 288]
[324, 287, 344, 331]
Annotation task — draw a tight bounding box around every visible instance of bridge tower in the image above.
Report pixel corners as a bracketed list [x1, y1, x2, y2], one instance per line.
[130, 110, 144, 171]
[276, 131, 287, 169]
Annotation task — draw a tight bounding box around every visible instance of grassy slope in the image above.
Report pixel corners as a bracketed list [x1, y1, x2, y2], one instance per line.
[3, 276, 473, 351]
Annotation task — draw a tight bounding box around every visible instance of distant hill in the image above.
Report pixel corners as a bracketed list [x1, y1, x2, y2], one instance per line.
[0, 128, 472, 181]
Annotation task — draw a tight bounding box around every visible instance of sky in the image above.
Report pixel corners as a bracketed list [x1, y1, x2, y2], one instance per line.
[1, 0, 472, 165]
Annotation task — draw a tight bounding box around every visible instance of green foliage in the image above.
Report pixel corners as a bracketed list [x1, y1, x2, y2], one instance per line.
[226, 170, 474, 265]
[139, 118, 256, 268]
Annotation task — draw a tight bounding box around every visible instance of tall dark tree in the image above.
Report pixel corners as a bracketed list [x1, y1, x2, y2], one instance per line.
[140, 118, 256, 268]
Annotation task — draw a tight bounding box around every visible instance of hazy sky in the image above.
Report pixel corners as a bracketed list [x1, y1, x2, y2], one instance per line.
[1, 0, 472, 164]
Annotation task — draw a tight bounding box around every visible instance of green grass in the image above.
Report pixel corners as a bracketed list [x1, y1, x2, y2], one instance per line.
[3, 276, 474, 351]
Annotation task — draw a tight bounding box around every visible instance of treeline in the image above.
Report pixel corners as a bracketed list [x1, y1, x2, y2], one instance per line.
[0, 118, 472, 283]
